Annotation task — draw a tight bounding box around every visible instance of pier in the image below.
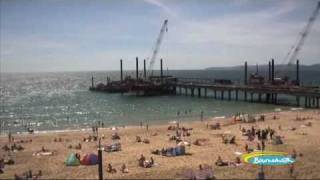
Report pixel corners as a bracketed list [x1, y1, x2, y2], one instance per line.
[90, 58, 320, 109]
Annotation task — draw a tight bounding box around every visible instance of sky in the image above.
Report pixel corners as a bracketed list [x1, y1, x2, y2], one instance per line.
[0, 0, 320, 72]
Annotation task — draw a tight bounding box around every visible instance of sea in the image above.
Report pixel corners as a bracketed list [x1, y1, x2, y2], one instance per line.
[1, 69, 320, 134]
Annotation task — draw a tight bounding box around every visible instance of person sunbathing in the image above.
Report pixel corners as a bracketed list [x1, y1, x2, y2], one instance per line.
[136, 136, 142, 143]
[215, 156, 228, 166]
[234, 157, 242, 166]
[41, 146, 48, 152]
[120, 164, 129, 173]
[143, 160, 152, 168]
[138, 155, 146, 167]
[107, 163, 117, 173]
[75, 143, 82, 150]
[143, 139, 150, 144]
[75, 153, 80, 160]
[151, 149, 160, 155]
[112, 133, 120, 140]
[229, 157, 242, 167]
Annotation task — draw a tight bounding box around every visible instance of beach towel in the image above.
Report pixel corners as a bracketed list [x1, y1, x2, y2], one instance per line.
[65, 153, 80, 166]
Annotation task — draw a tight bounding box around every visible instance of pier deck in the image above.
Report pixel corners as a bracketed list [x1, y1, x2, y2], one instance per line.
[172, 80, 320, 108]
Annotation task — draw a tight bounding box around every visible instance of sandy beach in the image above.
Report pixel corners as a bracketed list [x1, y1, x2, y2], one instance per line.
[1, 109, 320, 179]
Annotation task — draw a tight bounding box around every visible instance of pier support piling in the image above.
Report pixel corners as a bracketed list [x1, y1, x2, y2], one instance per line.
[296, 96, 300, 107]
[309, 97, 312, 108]
[228, 90, 231, 101]
[120, 59, 123, 82]
[268, 61, 271, 82]
[312, 97, 315, 107]
[244, 61, 248, 85]
[250, 92, 253, 102]
[235, 90, 239, 101]
[191, 88, 195, 97]
[214, 90, 217, 99]
[160, 59, 163, 83]
[266, 93, 270, 103]
[305, 97, 308, 108]
[198, 88, 201, 98]
[258, 93, 262, 102]
[296, 59, 300, 86]
[91, 76, 94, 88]
[136, 57, 139, 80]
[244, 91, 247, 101]
[204, 88, 207, 98]
[221, 91, 224, 100]
[317, 97, 319, 108]
[272, 59, 275, 84]
[143, 59, 146, 79]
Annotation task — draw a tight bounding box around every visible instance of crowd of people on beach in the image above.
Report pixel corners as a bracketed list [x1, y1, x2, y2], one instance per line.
[1, 110, 318, 179]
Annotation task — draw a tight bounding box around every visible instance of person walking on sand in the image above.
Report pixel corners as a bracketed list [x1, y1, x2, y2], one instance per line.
[289, 164, 295, 177]
[8, 132, 12, 143]
[261, 140, 265, 150]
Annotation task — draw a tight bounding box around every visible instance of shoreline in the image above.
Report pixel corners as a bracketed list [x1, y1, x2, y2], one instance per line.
[0, 106, 296, 137]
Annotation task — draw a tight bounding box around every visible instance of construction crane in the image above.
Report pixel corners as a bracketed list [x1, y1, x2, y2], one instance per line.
[274, 1, 320, 85]
[147, 19, 168, 77]
[283, 1, 320, 66]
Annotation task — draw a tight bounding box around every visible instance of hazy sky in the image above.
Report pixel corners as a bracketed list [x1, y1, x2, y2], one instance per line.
[1, 0, 320, 72]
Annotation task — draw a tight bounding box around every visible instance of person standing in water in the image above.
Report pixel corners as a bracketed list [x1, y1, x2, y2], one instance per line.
[200, 111, 204, 121]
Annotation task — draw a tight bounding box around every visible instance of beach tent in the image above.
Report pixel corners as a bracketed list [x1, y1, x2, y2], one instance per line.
[65, 153, 80, 166]
[81, 153, 98, 165]
[175, 145, 186, 156]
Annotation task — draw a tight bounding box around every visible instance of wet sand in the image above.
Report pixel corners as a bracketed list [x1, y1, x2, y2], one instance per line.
[1, 109, 320, 179]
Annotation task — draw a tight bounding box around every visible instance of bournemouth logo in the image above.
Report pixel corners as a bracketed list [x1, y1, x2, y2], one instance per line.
[242, 151, 295, 166]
